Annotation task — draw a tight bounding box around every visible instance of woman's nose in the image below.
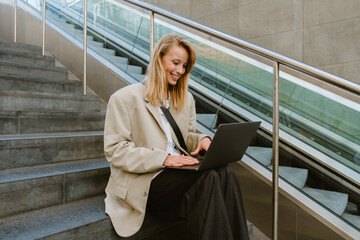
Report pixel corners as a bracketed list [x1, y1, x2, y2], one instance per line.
[177, 65, 186, 75]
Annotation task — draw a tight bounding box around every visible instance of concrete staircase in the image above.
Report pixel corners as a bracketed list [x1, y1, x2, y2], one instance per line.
[0, 39, 115, 239]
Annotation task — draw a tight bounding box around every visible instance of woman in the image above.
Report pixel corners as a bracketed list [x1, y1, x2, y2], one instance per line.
[104, 33, 249, 240]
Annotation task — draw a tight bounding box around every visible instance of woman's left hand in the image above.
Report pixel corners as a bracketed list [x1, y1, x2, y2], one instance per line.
[191, 137, 211, 156]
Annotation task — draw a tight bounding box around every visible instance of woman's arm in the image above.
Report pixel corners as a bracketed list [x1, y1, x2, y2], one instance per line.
[186, 93, 211, 154]
[104, 94, 168, 173]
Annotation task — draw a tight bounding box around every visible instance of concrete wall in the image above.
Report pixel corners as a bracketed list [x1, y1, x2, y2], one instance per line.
[143, 0, 360, 85]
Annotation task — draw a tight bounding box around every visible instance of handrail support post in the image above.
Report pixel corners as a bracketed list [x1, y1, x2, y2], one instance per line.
[272, 61, 280, 240]
[42, 0, 46, 55]
[149, 10, 154, 57]
[14, 0, 17, 42]
[83, 0, 87, 95]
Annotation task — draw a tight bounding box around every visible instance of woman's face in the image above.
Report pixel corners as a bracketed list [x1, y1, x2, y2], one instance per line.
[161, 44, 189, 86]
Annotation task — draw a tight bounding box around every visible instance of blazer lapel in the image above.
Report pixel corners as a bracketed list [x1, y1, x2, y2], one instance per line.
[144, 97, 165, 135]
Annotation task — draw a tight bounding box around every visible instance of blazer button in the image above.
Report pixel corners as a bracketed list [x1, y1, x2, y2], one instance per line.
[143, 191, 148, 197]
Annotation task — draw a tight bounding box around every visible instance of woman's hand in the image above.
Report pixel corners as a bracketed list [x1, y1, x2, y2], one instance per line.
[191, 137, 211, 156]
[163, 155, 199, 167]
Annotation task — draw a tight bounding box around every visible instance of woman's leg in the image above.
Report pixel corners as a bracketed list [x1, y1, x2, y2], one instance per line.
[146, 168, 203, 219]
[147, 166, 249, 240]
[215, 166, 250, 240]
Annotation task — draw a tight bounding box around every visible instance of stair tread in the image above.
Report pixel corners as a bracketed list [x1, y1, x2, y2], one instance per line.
[0, 59, 67, 73]
[342, 213, 360, 229]
[270, 166, 308, 189]
[0, 196, 107, 239]
[0, 48, 54, 62]
[302, 187, 348, 215]
[0, 130, 104, 141]
[0, 72, 80, 84]
[245, 146, 272, 166]
[0, 39, 42, 53]
[0, 158, 108, 184]
[0, 110, 105, 118]
[0, 90, 100, 100]
[197, 113, 217, 128]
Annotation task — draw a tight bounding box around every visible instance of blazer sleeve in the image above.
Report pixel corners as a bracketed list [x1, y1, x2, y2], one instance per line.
[104, 94, 168, 174]
[185, 93, 208, 153]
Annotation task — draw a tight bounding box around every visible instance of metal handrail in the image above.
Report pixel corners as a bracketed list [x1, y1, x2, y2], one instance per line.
[122, 0, 360, 96]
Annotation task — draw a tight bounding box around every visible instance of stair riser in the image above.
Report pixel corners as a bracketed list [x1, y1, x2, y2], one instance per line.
[0, 168, 109, 218]
[0, 114, 105, 135]
[0, 78, 83, 96]
[0, 64, 67, 81]
[42, 219, 118, 240]
[116, 63, 143, 74]
[0, 41, 42, 55]
[0, 135, 104, 170]
[0, 54, 55, 68]
[0, 95, 100, 112]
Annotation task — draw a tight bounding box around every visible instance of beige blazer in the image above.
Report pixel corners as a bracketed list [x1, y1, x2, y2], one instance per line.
[104, 83, 206, 237]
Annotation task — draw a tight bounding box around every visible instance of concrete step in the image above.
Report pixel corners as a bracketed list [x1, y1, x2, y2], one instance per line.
[91, 46, 116, 56]
[0, 74, 83, 96]
[302, 187, 348, 215]
[0, 158, 109, 218]
[0, 131, 104, 170]
[342, 213, 360, 229]
[0, 61, 68, 81]
[132, 73, 146, 82]
[0, 91, 101, 112]
[269, 166, 308, 189]
[0, 71, 76, 84]
[0, 39, 42, 55]
[88, 39, 104, 48]
[196, 113, 217, 129]
[130, 73, 145, 82]
[106, 55, 129, 65]
[0, 196, 188, 240]
[0, 111, 105, 135]
[0, 196, 111, 239]
[245, 146, 272, 166]
[0, 48, 55, 67]
[113, 61, 143, 74]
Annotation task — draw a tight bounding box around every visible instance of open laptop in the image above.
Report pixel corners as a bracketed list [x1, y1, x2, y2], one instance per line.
[166, 121, 261, 171]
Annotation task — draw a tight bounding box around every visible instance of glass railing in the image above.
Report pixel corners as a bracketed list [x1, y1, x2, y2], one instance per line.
[17, 0, 360, 232]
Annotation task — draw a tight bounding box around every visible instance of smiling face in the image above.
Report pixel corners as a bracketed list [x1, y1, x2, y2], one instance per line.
[161, 44, 189, 86]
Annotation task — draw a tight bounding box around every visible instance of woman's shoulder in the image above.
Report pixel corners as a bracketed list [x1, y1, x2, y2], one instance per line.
[110, 83, 144, 101]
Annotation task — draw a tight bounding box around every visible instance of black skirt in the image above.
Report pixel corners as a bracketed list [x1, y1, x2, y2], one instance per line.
[146, 165, 250, 240]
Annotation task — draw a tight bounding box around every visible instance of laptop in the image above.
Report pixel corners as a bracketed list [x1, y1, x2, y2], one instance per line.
[166, 121, 261, 171]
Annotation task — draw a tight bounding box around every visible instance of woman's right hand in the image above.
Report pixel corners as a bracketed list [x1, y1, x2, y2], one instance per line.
[163, 154, 199, 167]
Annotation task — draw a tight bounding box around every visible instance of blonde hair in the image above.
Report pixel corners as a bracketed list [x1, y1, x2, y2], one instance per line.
[144, 33, 196, 110]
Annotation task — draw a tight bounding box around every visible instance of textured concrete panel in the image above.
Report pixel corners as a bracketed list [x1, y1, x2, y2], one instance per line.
[159, 0, 191, 19]
[0, 169, 63, 218]
[0, 2, 13, 41]
[238, 0, 303, 38]
[304, 0, 360, 27]
[65, 168, 109, 202]
[190, 0, 239, 19]
[194, 8, 239, 38]
[297, 208, 343, 240]
[318, 60, 360, 85]
[304, 17, 360, 66]
[247, 29, 303, 61]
